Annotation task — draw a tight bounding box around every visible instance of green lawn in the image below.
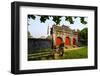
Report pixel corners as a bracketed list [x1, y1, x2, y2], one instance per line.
[28, 46, 88, 61]
[61, 46, 88, 59]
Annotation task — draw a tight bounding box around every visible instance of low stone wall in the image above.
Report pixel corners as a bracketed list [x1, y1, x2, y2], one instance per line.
[28, 38, 52, 54]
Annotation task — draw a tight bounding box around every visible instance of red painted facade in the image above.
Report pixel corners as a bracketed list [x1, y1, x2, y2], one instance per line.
[51, 25, 78, 48]
[65, 37, 70, 45]
[56, 37, 62, 46]
[73, 38, 76, 45]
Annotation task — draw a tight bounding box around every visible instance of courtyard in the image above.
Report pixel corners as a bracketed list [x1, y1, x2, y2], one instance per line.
[28, 46, 88, 61]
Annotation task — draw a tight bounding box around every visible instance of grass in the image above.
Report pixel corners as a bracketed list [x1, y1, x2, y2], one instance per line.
[61, 46, 88, 59]
[28, 46, 88, 61]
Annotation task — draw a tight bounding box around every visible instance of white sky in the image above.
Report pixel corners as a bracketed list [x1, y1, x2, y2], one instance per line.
[28, 16, 88, 38]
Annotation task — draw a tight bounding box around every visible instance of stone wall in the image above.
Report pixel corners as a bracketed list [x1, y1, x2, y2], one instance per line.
[28, 38, 52, 54]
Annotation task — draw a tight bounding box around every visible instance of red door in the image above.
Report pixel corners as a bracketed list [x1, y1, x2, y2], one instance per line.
[73, 38, 76, 45]
[56, 37, 62, 46]
[65, 37, 70, 45]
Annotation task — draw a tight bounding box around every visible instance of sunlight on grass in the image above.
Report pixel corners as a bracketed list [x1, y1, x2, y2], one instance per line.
[61, 46, 88, 59]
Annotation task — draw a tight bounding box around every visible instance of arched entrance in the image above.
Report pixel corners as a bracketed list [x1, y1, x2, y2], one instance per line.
[65, 37, 70, 45]
[56, 37, 62, 46]
[73, 38, 76, 45]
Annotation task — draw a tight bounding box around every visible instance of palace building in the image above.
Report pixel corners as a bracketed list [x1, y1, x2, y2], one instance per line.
[51, 25, 79, 49]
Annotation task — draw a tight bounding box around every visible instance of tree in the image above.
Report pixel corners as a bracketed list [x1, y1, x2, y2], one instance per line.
[78, 28, 88, 45]
[28, 31, 33, 38]
[28, 15, 87, 25]
[79, 28, 88, 40]
[46, 35, 52, 40]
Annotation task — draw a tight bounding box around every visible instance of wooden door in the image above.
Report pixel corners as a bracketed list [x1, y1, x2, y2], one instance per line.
[56, 37, 62, 46]
[73, 38, 76, 45]
[65, 37, 70, 45]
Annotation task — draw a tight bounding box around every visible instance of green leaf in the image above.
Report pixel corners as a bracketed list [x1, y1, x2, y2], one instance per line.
[80, 17, 87, 24]
[31, 15, 36, 19]
[40, 16, 50, 23]
[65, 16, 74, 24]
[52, 16, 61, 24]
[28, 15, 36, 20]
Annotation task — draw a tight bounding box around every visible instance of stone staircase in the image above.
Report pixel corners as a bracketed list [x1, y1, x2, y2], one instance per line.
[65, 45, 73, 49]
[65, 45, 78, 49]
[72, 45, 78, 48]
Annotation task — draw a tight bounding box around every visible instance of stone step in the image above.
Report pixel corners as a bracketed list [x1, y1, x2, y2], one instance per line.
[65, 45, 73, 49]
[73, 45, 78, 48]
